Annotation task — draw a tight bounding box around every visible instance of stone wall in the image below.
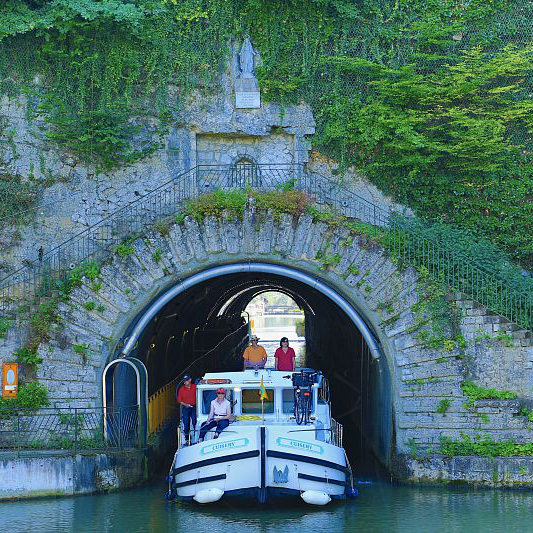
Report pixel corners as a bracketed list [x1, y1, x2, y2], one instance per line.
[2, 208, 532, 458]
[0, 450, 146, 500]
[396, 455, 533, 488]
[0, 42, 315, 278]
[196, 132, 295, 165]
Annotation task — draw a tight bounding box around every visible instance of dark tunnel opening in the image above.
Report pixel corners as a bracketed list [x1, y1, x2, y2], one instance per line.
[122, 270, 393, 474]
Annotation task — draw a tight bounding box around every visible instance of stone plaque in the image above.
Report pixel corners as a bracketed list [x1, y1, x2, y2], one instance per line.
[235, 92, 261, 109]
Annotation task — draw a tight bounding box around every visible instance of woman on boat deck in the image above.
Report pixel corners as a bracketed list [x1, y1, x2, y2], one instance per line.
[243, 335, 267, 369]
[274, 337, 296, 371]
[198, 388, 231, 441]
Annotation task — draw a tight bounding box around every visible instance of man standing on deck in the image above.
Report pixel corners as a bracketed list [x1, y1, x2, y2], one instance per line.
[177, 375, 196, 445]
[243, 335, 267, 369]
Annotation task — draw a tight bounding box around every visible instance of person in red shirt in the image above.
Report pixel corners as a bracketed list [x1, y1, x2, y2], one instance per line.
[274, 337, 296, 371]
[177, 375, 196, 445]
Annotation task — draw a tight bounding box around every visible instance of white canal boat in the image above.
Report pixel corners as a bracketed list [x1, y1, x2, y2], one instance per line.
[166, 368, 357, 505]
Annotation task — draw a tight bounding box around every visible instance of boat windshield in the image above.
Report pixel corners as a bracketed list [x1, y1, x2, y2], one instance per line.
[201, 390, 234, 415]
[242, 388, 274, 414]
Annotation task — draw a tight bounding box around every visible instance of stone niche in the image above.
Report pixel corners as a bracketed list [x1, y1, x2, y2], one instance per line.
[196, 131, 295, 166]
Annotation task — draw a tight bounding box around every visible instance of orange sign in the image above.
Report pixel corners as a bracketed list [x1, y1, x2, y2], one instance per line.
[2, 363, 18, 399]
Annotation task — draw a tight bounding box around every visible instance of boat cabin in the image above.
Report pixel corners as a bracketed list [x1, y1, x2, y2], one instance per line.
[196, 369, 324, 421]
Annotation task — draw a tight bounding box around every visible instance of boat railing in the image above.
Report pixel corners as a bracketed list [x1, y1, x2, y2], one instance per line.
[177, 425, 183, 449]
[331, 417, 343, 447]
[319, 377, 330, 404]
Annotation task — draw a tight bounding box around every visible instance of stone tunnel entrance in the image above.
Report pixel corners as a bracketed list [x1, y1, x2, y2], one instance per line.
[110, 263, 393, 471]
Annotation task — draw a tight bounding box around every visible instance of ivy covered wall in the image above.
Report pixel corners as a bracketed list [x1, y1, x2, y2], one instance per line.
[1, 0, 533, 267]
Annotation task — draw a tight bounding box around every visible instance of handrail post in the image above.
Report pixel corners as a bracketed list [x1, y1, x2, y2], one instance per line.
[74, 408, 78, 451]
[17, 411, 20, 458]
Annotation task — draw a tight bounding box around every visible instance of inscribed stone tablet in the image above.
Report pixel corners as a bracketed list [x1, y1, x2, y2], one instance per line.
[235, 91, 261, 109]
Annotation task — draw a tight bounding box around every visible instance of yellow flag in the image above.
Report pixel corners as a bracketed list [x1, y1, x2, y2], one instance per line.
[259, 376, 269, 401]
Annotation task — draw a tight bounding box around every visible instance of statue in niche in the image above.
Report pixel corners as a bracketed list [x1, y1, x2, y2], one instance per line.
[238, 37, 257, 78]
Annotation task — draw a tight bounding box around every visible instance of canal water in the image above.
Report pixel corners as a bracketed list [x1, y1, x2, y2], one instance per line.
[3, 479, 533, 532]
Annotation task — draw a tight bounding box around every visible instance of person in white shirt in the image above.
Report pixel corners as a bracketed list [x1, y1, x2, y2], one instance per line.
[198, 388, 231, 441]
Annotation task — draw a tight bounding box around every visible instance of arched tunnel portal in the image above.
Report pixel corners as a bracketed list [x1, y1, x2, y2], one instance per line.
[113, 263, 393, 469]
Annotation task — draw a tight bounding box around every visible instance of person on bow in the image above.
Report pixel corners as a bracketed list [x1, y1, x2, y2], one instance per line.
[274, 337, 296, 371]
[176, 375, 197, 446]
[243, 334, 267, 369]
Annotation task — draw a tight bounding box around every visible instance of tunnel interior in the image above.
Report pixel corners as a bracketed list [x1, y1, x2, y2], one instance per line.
[117, 270, 393, 471]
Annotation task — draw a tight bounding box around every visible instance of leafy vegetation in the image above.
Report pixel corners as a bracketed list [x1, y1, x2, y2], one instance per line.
[0, 317, 10, 339]
[0, 381, 49, 412]
[461, 381, 517, 408]
[436, 399, 451, 414]
[11, 261, 101, 370]
[1, 1, 532, 266]
[182, 189, 310, 222]
[440, 433, 533, 458]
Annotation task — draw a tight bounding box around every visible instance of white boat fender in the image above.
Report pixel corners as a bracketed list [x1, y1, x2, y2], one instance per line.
[193, 488, 224, 504]
[301, 490, 331, 506]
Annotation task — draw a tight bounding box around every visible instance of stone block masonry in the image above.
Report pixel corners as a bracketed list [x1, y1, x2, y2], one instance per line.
[2, 207, 533, 487]
[0, 450, 146, 500]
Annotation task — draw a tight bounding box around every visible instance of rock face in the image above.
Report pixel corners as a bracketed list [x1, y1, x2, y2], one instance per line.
[2, 208, 532, 477]
[0, 41, 313, 278]
[0, 42, 402, 280]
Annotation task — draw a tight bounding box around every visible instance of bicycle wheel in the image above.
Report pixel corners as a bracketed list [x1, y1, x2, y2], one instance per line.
[302, 394, 310, 425]
[295, 394, 305, 425]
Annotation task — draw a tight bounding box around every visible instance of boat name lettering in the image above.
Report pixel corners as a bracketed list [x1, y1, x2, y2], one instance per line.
[201, 438, 249, 455]
[276, 437, 324, 454]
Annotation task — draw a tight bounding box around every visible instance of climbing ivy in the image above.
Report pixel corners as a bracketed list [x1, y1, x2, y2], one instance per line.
[1, 0, 533, 265]
[12, 261, 101, 369]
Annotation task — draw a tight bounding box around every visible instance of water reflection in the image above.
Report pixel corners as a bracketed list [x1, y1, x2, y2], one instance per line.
[3, 480, 533, 532]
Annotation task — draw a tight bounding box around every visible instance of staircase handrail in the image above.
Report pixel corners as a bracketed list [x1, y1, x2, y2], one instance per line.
[0, 162, 531, 331]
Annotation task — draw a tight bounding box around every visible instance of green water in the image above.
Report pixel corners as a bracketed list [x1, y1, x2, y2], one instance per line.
[2, 479, 533, 532]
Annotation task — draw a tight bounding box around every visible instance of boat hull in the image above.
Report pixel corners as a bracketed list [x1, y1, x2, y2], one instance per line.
[169, 425, 349, 503]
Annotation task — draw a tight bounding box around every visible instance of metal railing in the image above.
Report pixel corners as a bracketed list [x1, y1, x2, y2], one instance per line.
[330, 417, 343, 448]
[0, 405, 139, 454]
[1, 163, 532, 331]
[148, 376, 180, 435]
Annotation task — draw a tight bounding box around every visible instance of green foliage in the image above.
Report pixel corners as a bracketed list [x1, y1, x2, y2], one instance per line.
[0, 174, 38, 225]
[62, 261, 101, 295]
[436, 399, 451, 414]
[73, 343, 88, 354]
[495, 332, 514, 347]
[518, 408, 533, 423]
[317, 251, 341, 271]
[0, 317, 10, 339]
[84, 301, 96, 311]
[1, 0, 532, 266]
[91, 281, 102, 292]
[347, 265, 359, 277]
[0, 0, 232, 168]
[115, 241, 134, 258]
[152, 247, 162, 263]
[440, 433, 533, 458]
[182, 189, 311, 222]
[96, 304, 105, 313]
[461, 381, 517, 408]
[14, 344, 43, 367]
[0, 381, 49, 412]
